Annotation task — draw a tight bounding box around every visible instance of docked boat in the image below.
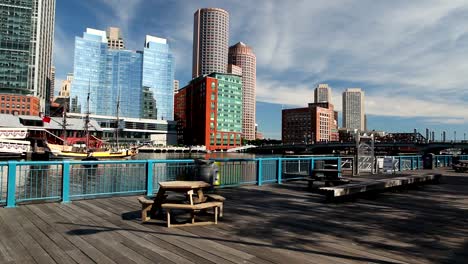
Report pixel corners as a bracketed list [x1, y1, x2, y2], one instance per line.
[0, 128, 31, 159]
[45, 85, 137, 159]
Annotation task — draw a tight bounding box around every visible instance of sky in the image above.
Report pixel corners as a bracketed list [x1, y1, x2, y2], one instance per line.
[54, 0, 468, 140]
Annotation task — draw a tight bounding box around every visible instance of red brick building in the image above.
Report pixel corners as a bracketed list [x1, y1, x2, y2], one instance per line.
[282, 102, 338, 144]
[0, 94, 40, 116]
[174, 73, 243, 151]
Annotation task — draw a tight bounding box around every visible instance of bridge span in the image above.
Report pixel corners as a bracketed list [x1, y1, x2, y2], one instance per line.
[250, 141, 468, 155]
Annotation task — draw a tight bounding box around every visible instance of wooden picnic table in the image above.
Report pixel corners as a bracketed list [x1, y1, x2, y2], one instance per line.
[151, 181, 211, 218]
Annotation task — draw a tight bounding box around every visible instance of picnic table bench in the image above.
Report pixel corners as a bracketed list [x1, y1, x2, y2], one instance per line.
[307, 168, 349, 188]
[138, 181, 226, 227]
[452, 160, 468, 172]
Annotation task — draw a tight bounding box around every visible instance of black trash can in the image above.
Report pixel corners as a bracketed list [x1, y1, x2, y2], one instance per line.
[422, 153, 434, 169]
[314, 160, 325, 170]
[194, 159, 219, 186]
[452, 156, 460, 165]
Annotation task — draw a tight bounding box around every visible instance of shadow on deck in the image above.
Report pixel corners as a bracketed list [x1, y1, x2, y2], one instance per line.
[0, 168, 467, 263]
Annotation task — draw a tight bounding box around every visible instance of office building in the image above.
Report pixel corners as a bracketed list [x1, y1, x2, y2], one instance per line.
[71, 28, 143, 118]
[142, 35, 175, 120]
[228, 42, 256, 140]
[175, 73, 242, 150]
[174, 80, 179, 94]
[58, 73, 73, 97]
[72, 29, 175, 120]
[282, 102, 338, 144]
[50, 66, 55, 101]
[227, 64, 242, 75]
[342, 88, 365, 131]
[0, 0, 55, 111]
[192, 8, 229, 78]
[314, 84, 330, 103]
[107, 27, 125, 50]
[0, 94, 40, 116]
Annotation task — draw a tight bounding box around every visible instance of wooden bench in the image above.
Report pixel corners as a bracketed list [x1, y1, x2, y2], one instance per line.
[319, 174, 441, 200]
[161, 201, 222, 228]
[137, 197, 154, 223]
[452, 162, 468, 172]
[205, 194, 225, 217]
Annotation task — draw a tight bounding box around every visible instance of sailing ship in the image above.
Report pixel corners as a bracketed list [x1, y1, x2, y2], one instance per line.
[47, 85, 137, 159]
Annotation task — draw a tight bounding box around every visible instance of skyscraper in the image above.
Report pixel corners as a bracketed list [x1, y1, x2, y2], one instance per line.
[228, 42, 256, 140]
[71, 28, 142, 118]
[174, 80, 179, 94]
[0, 0, 55, 111]
[314, 84, 330, 103]
[342, 88, 365, 131]
[59, 73, 73, 97]
[107, 27, 125, 50]
[142, 35, 175, 120]
[192, 8, 229, 78]
[50, 66, 55, 101]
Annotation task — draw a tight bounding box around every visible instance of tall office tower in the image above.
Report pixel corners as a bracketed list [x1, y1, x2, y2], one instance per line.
[50, 66, 55, 101]
[192, 8, 229, 78]
[0, 0, 55, 112]
[174, 80, 179, 94]
[71, 28, 143, 118]
[142, 35, 175, 120]
[107, 27, 125, 50]
[342, 88, 365, 131]
[314, 84, 330, 103]
[228, 42, 256, 140]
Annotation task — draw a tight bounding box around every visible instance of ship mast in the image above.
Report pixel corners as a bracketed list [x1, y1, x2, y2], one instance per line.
[84, 80, 91, 151]
[115, 91, 120, 148]
[61, 102, 68, 151]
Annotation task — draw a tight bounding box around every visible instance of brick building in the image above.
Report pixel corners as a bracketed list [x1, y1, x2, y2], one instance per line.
[282, 102, 338, 144]
[0, 95, 40, 116]
[175, 73, 242, 151]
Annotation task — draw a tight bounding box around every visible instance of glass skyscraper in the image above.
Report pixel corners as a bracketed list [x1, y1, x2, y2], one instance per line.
[142, 35, 175, 120]
[72, 29, 109, 116]
[0, 0, 55, 111]
[0, 0, 33, 94]
[72, 30, 174, 120]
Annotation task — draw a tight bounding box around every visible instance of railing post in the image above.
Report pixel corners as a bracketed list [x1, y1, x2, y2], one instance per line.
[277, 158, 282, 184]
[310, 158, 315, 176]
[146, 160, 154, 196]
[257, 159, 263, 186]
[62, 161, 70, 203]
[6, 161, 17, 208]
[398, 157, 402, 171]
[411, 157, 414, 170]
[416, 156, 420, 169]
[337, 157, 342, 177]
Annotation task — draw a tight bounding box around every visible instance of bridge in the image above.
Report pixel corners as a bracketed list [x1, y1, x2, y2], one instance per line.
[251, 141, 468, 155]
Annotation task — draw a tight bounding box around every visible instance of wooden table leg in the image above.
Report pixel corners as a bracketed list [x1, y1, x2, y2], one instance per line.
[197, 189, 206, 203]
[151, 189, 166, 219]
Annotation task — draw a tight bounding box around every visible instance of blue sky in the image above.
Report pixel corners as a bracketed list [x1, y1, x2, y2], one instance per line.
[54, 0, 468, 140]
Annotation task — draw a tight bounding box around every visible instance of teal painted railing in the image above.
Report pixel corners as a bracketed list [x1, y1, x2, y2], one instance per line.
[0, 154, 466, 207]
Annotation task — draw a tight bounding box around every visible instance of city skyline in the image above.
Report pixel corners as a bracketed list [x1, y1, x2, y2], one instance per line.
[53, 0, 468, 139]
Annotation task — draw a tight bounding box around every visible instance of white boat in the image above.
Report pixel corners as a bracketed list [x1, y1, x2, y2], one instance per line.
[0, 128, 31, 157]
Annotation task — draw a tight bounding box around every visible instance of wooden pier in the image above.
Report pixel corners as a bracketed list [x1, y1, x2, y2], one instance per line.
[0, 168, 467, 263]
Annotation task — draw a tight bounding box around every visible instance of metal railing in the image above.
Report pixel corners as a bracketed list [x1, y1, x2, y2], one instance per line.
[1, 154, 466, 207]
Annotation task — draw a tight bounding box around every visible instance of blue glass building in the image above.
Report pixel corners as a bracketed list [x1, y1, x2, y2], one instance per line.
[72, 29, 174, 120]
[142, 36, 175, 120]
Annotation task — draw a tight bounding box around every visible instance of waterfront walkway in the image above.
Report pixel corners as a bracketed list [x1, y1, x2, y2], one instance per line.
[0, 168, 467, 263]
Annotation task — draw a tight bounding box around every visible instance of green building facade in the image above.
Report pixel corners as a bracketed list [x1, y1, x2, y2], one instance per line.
[0, 0, 33, 94]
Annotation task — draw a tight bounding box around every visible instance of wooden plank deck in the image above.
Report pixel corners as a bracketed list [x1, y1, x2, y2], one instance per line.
[1, 168, 467, 263]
